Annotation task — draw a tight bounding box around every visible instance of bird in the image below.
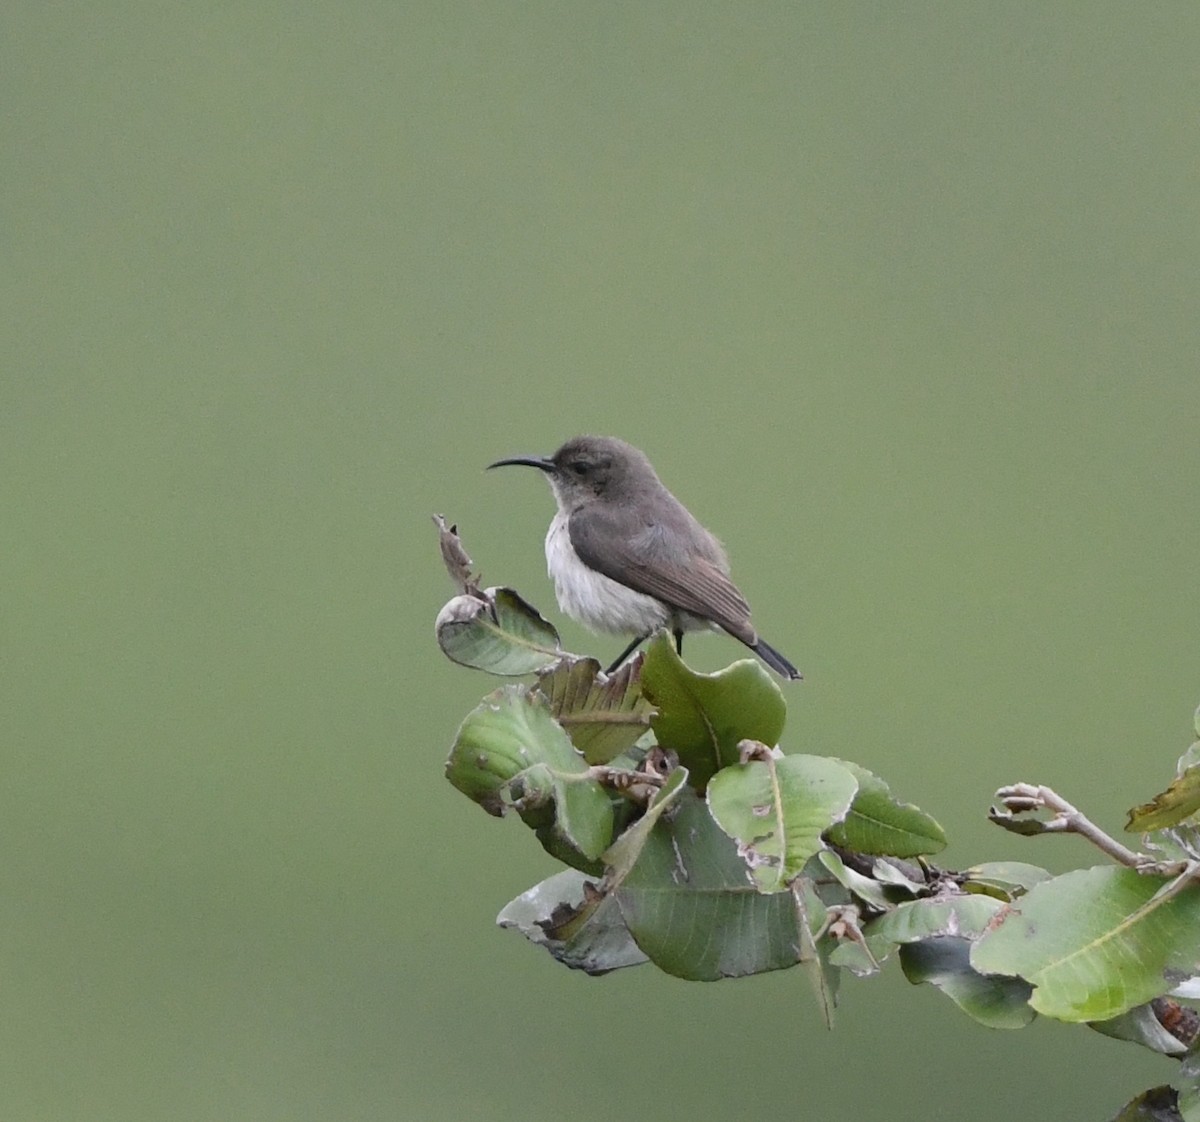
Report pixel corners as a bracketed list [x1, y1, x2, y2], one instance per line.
[487, 435, 801, 680]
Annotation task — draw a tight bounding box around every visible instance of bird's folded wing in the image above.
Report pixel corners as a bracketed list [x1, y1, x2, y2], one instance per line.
[569, 511, 755, 642]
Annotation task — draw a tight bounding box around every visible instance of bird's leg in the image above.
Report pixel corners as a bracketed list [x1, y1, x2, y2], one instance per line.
[673, 628, 684, 656]
[606, 632, 651, 674]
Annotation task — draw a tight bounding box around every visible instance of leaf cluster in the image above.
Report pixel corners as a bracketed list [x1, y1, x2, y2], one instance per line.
[433, 519, 1200, 1120]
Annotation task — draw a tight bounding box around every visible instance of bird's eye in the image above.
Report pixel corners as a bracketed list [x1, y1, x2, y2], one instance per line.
[569, 460, 588, 476]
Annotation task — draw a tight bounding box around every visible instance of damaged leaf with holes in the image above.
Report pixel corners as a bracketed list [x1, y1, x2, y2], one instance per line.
[706, 751, 859, 892]
[436, 587, 563, 676]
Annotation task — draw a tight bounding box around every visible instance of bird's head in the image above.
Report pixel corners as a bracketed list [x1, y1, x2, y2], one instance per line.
[488, 435, 657, 507]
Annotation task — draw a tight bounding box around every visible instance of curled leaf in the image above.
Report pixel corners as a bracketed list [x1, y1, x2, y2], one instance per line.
[445, 686, 613, 864]
[436, 587, 561, 675]
[496, 869, 647, 975]
[432, 514, 481, 595]
[1090, 1001, 1193, 1057]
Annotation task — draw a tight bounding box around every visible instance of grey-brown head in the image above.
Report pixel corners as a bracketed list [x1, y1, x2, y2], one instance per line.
[488, 435, 661, 510]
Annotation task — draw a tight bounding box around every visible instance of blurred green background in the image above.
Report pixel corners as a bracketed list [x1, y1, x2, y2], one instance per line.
[4, 3, 1199, 1119]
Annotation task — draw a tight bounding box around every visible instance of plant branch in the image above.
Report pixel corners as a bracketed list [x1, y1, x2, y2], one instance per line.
[989, 783, 1148, 868]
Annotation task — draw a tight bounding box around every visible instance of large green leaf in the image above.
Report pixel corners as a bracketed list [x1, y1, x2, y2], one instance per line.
[445, 686, 613, 862]
[971, 866, 1200, 1022]
[640, 632, 787, 786]
[496, 868, 647, 975]
[535, 656, 652, 764]
[436, 587, 561, 675]
[824, 761, 946, 857]
[613, 788, 805, 980]
[707, 753, 859, 892]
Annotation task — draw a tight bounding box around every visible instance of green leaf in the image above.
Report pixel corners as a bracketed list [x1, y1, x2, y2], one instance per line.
[824, 761, 946, 857]
[707, 753, 859, 892]
[962, 861, 1052, 899]
[613, 788, 805, 980]
[818, 850, 891, 911]
[496, 773, 690, 973]
[1128, 764, 1200, 833]
[445, 686, 613, 862]
[899, 939, 1036, 1030]
[602, 768, 690, 880]
[640, 632, 786, 787]
[872, 894, 1004, 945]
[524, 811, 606, 875]
[436, 587, 561, 675]
[793, 877, 840, 1025]
[827, 929, 892, 977]
[869, 859, 927, 896]
[496, 868, 647, 975]
[971, 866, 1200, 1022]
[535, 656, 652, 764]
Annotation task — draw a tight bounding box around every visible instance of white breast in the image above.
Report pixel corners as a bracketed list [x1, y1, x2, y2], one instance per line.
[544, 511, 668, 636]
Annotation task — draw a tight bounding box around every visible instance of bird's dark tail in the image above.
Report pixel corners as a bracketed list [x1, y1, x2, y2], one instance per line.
[750, 638, 802, 681]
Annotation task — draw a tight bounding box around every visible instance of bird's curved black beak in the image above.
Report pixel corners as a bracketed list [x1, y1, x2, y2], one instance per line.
[487, 455, 555, 472]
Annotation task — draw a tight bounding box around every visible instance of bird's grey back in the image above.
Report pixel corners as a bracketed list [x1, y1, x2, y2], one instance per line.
[561, 436, 730, 572]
